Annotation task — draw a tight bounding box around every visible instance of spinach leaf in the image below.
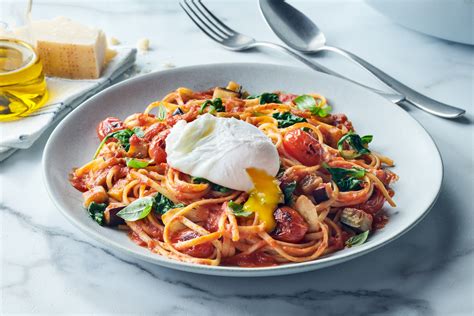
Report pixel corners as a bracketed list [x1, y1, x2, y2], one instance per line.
[116, 196, 154, 221]
[125, 158, 151, 169]
[345, 230, 369, 247]
[247, 93, 281, 104]
[87, 202, 107, 226]
[294, 94, 332, 117]
[93, 128, 136, 158]
[154, 193, 184, 215]
[282, 181, 297, 205]
[192, 177, 231, 193]
[324, 164, 366, 192]
[272, 112, 307, 128]
[337, 132, 373, 159]
[199, 98, 224, 114]
[228, 201, 253, 217]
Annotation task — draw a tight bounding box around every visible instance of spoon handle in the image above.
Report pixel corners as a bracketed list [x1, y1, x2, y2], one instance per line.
[321, 46, 466, 119]
[254, 41, 404, 103]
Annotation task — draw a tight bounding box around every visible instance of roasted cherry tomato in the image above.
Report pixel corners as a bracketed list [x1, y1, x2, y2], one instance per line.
[96, 117, 124, 141]
[172, 229, 214, 258]
[283, 129, 323, 166]
[148, 130, 169, 164]
[272, 207, 309, 243]
[355, 188, 385, 214]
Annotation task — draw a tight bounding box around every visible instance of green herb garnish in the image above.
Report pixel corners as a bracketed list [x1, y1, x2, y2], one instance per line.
[199, 98, 225, 114]
[116, 196, 155, 221]
[345, 230, 369, 247]
[125, 158, 151, 169]
[337, 132, 373, 159]
[324, 164, 366, 192]
[87, 202, 107, 225]
[192, 177, 231, 193]
[93, 128, 138, 159]
[154, 193, 184, 215]
[247, 93, 281, 104]
[294, 94, 332, 117]
[228, 201, 253, 217]
[133, 127, 145, 138]
[156, 103, 168, 121]
[272, 112, 307, 128]
[282, 181, 297, 205]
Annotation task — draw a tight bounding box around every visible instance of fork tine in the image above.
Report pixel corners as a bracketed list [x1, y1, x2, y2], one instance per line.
[180, 1, 224, 43]
[191, 0, 235, 36]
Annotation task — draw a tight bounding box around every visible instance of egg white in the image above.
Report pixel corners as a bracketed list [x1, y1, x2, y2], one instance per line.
[165, 114, 280, 191]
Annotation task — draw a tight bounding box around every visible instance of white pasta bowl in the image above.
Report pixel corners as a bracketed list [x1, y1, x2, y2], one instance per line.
[43, 63, 443, 276]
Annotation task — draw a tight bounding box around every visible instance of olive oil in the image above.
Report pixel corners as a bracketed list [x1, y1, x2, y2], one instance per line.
[0, 38, 48, 121]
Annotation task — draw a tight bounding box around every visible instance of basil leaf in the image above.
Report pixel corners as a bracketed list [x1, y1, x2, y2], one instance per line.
[87, 202, 107, 226]
[247, 93, 281, 104]
[116, 196, 154, 221]
[282, 181, 297, 205]
[294, 94, 332, 117]
[125, 158, 151, 169]
[272, 112, 307, 128]
[192, 177, 231, 193]
[228, 201, 253, 217]
[199, 98, 224, 114]
[156, 104, 168, 121]
[345, 230, 369, 247]
[325, 164, 366, 192]
[337, 132, 373, 159]
[154, 193, 184, 215]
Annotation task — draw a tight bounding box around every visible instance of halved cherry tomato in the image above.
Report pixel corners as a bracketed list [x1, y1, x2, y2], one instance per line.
[283, 129, 323, 166]
[272, 207, 308, 243]
[96, 117, 124, 141]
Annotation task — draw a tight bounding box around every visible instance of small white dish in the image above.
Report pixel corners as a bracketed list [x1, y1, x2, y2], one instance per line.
[43, 63, 443, 277]
[366, 0, 474, 45]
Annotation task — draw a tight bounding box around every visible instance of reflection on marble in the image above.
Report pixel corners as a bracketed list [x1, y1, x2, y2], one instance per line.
[1, 0, 473, 315]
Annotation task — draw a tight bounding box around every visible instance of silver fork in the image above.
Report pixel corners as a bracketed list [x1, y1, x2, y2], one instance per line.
[179, 0, 403, 104]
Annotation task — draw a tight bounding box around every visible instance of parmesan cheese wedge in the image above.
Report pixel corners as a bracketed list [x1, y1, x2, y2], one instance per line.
[29, 17, 108, 79]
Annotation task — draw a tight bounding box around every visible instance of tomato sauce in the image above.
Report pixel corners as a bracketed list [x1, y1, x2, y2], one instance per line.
[222, 251, 277, 267]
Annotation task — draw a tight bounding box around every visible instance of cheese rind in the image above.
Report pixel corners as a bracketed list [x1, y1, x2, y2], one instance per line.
[30, 17, 107, 79]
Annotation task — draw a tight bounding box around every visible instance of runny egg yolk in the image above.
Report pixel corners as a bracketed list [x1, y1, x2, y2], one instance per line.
[243, 168, 282, 232]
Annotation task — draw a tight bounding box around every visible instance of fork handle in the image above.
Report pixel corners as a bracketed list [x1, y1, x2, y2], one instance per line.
[253, 41, 404, 104]
[320, 45, 466, 119]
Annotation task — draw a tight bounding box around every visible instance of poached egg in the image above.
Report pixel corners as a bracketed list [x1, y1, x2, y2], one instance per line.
[166, 114, 282, 231]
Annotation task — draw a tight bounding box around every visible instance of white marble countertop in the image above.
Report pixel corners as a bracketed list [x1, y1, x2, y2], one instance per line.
[1, 0, 473, 315]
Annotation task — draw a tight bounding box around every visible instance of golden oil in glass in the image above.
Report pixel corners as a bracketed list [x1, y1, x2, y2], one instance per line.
[0, 38, 48, 121]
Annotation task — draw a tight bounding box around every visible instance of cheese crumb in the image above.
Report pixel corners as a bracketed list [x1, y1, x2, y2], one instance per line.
[108, 36, 120, 46]
[137, 38, 150, 52]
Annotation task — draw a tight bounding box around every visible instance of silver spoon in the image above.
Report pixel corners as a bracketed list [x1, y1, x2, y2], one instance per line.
[259, 0, 466, 119]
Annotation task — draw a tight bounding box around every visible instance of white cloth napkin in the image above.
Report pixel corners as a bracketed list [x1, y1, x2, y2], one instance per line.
[0, 47, 137, 162]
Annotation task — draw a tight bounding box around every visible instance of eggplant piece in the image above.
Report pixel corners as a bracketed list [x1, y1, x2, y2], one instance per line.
[104, 204, 126, 226]
[312, 184, 330, 203]
[341, 208, 373, 232]
[300, 174, 323, 196]
[212, 87, 240, 99]
[172, 107, 184, 116]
